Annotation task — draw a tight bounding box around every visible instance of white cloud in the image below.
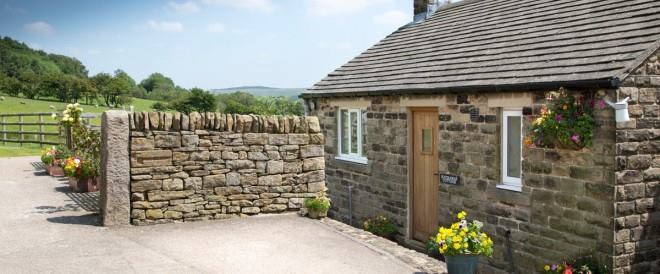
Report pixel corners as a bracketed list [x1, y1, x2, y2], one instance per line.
[307, 0, 392, 16]
[147, 20, 184, 32]
[24, 21, 55, 36]
[201, 0, 273, 12]
[167, 1, 200, 14]
[373, 10, 409, 26]
[207, 22, 226, 33]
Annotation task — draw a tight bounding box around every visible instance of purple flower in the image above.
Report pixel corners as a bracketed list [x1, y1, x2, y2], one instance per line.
[555, 114, 562, 122]
[571, 135, 580, 143]
[552, 264, 558, 271]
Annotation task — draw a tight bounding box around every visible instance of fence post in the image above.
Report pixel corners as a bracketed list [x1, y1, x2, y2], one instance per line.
[100, 110, 131, 226]
[19, 115, 24, 146]
[1, 116, 5, 145]
[39, 114, 44, 148]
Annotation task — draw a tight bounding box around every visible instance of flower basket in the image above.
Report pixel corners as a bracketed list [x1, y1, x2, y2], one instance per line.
[445, 254, 479, 274]
[47, 165, 65, 177]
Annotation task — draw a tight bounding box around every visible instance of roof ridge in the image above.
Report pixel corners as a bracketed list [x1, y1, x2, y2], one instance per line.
[615, 38, 660, 82]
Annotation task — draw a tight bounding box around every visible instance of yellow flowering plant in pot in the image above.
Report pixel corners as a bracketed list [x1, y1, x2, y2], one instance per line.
[436, 211, 493, 274]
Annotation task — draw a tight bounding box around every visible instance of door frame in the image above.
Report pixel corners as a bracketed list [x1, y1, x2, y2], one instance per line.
[406, 107, 440, 241]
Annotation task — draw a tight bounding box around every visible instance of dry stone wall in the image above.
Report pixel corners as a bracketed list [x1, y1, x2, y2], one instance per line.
[127, 112, 326, 225]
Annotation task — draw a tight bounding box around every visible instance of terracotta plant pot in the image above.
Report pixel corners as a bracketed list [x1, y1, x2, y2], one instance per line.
[68, 177, 96, 193]
[47, 165, 65, 177]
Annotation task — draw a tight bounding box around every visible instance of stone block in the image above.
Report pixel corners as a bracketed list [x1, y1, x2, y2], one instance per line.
[182, 135, 199, 147]
[248, 151, 269, 161]
[155, 135, 181, 148]
[303, 157, 325, 171]
[131, 137, 154, 151]
[226, 172, 240, 186]
[229, 194, 259, 200]
[258, 175, 283, 186]
[101, 111, 131, 227]
[222, 151, 239, 160]
[215, 186, 242, 196]
[162, 178, 184, 191]
[240, 173, 258, 185]
[131, 150, 172, 168]
[283, 161, 303, 173]
[306, 117, 321, 133]
[147, 190, 195, 201]
[308, 181, 326, 192]
[309, 133, 324, 145]
[241, 207, 260, 214]
[287, 198, 304, 209]
[268, 134, 288, 145]
[203, 174, 226, 189]
[146, 209, 163, 219]
[184, 177, 203, 191]
[262, 204, 287, 213]
[227, 160, 255, 170]
[244, 133, 268, 145]
[132, 180, 162, 192]
[131, 209, 146, 220]
[300, 145, 324, 158]
[190, 151, 210, 161]
[288, 134, 309, 145]
[267, 160, 284, 174]
[132, 201, 169, 209]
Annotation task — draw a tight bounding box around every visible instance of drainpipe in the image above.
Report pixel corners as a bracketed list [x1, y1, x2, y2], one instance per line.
[348, 185, 354, 226]
[505, 229, 516, 273]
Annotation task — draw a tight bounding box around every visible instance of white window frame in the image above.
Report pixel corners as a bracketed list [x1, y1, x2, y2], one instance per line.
[336, 108, 368, 164]
[498, 109, 523, 192]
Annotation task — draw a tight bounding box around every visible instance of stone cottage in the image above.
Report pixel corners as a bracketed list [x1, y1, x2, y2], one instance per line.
[301, 0, 660, 273]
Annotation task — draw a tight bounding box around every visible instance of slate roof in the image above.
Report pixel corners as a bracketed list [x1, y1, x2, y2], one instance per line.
[304, 0, 660, 97]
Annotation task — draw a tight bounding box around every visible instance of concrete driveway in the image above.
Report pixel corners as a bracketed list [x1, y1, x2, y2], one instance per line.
[0, 156, 443, 274]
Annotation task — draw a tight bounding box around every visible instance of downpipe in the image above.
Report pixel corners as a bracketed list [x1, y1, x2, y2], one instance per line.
[348, 185, 353, 226]
[505, 229, 516, 273]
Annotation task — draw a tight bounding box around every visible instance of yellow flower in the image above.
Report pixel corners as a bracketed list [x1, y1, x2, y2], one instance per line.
[457, 211, 467, 220]
[544, 265, 550, 271]
[463, 243, 468, 248]
[562, 104, 568, 110]
[452, 242, 461, 250]
[459, 230, 466, 237]
[470, 231, 477, 238]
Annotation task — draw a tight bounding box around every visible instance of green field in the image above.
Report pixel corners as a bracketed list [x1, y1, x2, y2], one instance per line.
[0, 95, 160, 157]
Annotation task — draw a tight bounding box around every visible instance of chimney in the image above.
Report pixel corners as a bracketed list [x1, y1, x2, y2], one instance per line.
[413, 0, 448, 23]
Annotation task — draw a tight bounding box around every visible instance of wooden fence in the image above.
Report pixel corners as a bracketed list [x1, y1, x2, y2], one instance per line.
[0, 112, 98, 147]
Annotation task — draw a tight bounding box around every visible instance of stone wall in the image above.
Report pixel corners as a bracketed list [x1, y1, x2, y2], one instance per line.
[127, 112, 326, 225]
[308, 89, 618, 274]
[614, 49, 660, 274]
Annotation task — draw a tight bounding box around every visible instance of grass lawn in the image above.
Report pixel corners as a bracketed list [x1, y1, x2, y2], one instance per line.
[0, 95, 160, 157]
[0, 144, 43, 157]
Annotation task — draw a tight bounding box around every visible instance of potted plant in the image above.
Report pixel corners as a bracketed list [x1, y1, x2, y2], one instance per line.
[63, 156, 98, 193]
[41, 146, 65, 177]
[436, 211, 494, 274]
[363, 215, 398, 240]
[303, 196, 330, 219]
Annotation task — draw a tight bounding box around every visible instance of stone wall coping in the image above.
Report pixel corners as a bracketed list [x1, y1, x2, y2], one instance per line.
[129, 112, 320, 134]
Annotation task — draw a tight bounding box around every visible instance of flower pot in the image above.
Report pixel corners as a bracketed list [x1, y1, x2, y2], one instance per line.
[47, 165, 65, 177]
[69, 177, 95, 193]
[445, 255, 479, 274]
[307, 209, 327, 219]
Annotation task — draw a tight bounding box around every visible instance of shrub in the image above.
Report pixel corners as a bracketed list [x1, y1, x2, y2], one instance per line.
[363, 215, 398, 239]
[151, 102, 169, 111]
[303, 196, 330, 213]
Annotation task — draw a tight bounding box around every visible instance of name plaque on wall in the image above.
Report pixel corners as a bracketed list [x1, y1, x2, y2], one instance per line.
[440, 174, 460, 185]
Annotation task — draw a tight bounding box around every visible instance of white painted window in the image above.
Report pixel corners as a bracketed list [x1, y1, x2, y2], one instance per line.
[498, 109, 523, 192]
[336, 108, 367, 164]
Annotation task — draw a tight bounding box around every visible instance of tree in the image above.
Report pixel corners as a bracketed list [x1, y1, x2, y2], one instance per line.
[216, 91, 303, 115]
[139, 72, 175, 93]
[91, 72, 132, 107]
[17, 70, 40, 99]
[170, 88, 217, 114]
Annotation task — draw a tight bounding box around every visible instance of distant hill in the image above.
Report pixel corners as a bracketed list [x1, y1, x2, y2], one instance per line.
[212, 86, 305, 99]
[0, 36, 87, 78]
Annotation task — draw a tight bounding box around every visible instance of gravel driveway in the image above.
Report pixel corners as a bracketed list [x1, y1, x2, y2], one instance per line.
[0, 156, 444, 274]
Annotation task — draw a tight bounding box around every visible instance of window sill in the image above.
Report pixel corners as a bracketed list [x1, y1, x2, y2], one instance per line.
[496, 184, 522, 192]
[334, 155, 368, 165]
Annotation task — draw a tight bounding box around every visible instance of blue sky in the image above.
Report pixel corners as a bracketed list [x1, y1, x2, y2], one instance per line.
[0, 0, 420, 89]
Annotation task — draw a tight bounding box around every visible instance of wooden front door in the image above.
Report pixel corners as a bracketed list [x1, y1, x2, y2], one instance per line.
[411, 108, 439, 241]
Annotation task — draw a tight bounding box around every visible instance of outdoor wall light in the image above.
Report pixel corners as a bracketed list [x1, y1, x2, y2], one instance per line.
[605, 97, 631, 122]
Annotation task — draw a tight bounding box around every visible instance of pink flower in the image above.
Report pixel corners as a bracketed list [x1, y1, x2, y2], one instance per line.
[571, 135, 580, 143]
[598, 99, 606, 109]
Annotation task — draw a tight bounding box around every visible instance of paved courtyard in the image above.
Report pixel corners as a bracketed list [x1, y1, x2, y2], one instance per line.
[0, 156, 444, 274]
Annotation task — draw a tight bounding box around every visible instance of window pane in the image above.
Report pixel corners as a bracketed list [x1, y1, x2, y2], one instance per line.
[350, 111, 358, 154]
[341, 110, 349, 154]
[362, 110, 367, 157]
[422, 128, 432, 154]
[507, 115, 521, 178]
